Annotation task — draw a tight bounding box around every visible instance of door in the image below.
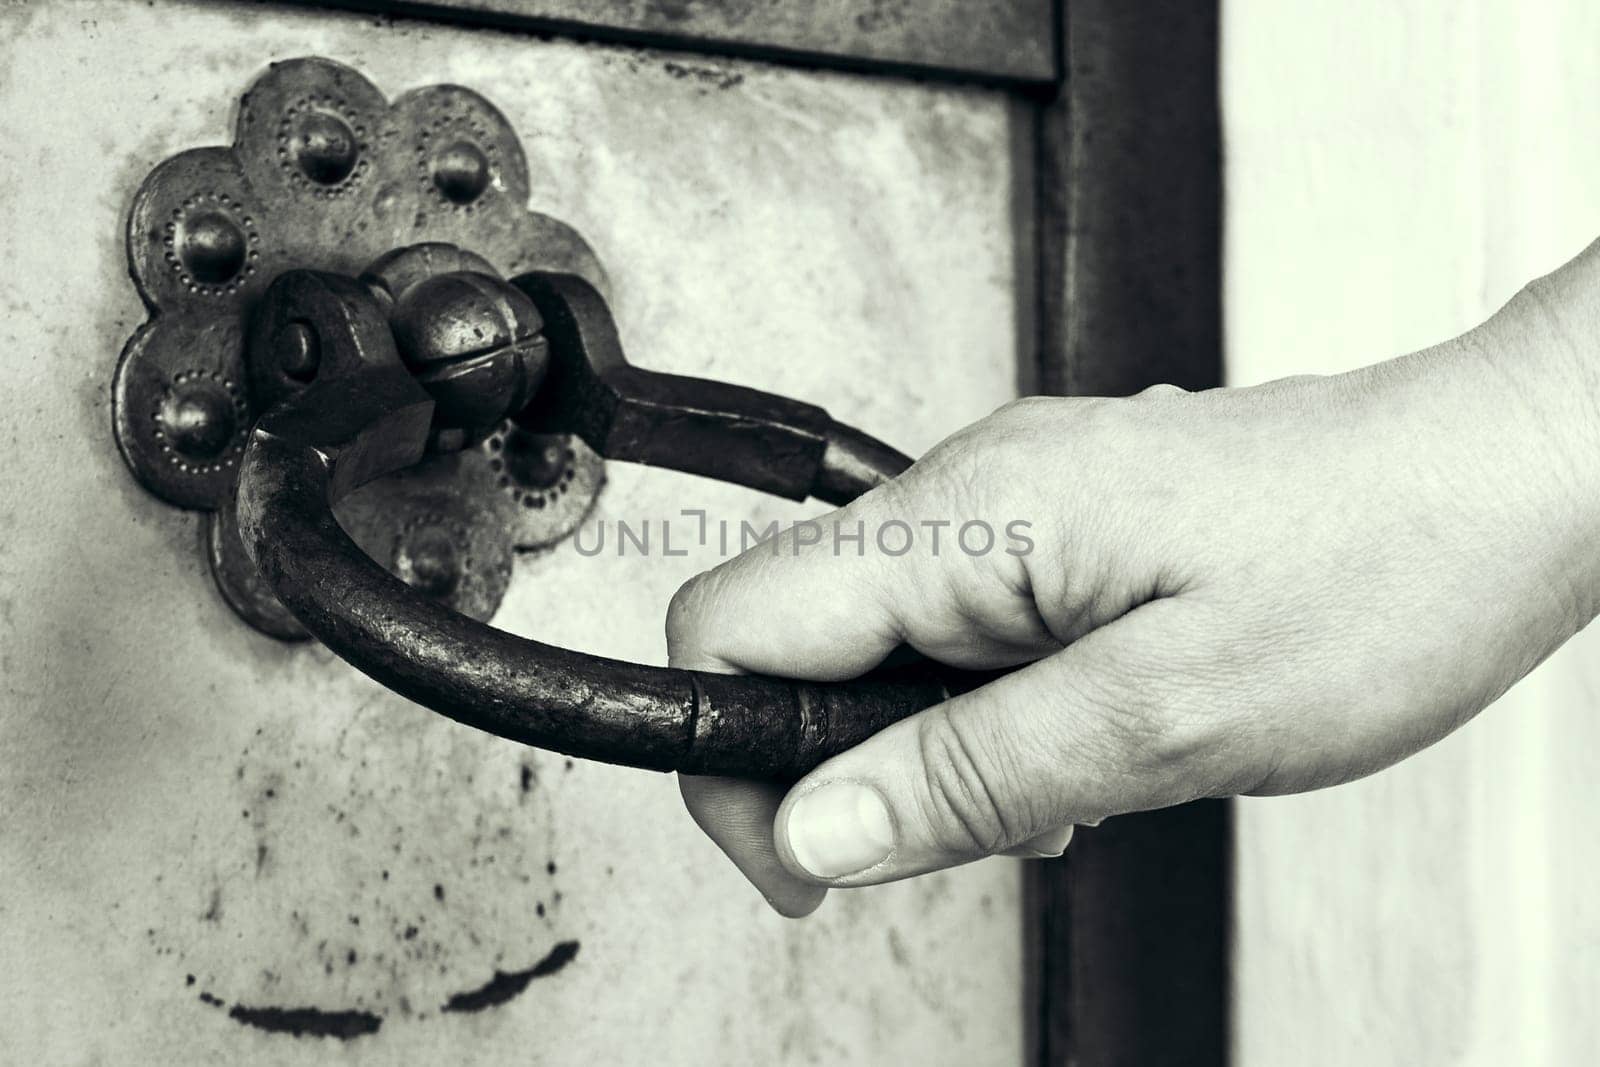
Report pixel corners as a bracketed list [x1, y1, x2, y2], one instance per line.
[0, 2, 1225, 1063]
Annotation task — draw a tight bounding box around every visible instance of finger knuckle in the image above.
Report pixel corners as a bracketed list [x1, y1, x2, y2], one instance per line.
[991, 395, 1057, 422]
[893, 430, 990, 520]
[931, 398, 1077, 510]
[664, 570, 717, 649]
[1071, 637, 1247, 803]
[1120, 698, 1229, 784]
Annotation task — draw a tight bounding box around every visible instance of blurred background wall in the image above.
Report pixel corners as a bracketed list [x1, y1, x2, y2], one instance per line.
[1225, 1, 1600, 1062]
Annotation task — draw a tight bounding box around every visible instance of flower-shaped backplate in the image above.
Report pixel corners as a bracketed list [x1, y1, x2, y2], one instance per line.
[113, 57, 607, 637]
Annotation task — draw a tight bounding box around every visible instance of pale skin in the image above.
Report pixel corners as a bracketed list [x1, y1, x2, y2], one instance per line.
[665, 239, 1600, 918]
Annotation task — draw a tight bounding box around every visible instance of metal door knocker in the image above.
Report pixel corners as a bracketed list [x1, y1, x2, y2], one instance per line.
[114, 58, 957, 781]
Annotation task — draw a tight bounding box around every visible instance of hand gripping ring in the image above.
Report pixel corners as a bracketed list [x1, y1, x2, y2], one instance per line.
[237, 267, 965, 782]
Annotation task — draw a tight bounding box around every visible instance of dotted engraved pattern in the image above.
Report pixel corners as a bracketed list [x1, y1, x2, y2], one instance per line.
[151, 370, 248, 474]
[117, 57, 538, 511]
[161, 192, 261, 297]
[275, 93, 372, 198]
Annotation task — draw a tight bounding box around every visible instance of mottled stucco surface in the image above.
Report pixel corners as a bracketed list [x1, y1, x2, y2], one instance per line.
[0, 2, 1025, 1062]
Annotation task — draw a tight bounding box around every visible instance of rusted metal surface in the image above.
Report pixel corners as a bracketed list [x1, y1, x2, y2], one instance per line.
[239, 262, 945, 781]
[112, 57, 605, 634]
[514, 272, 904, 505]
[282, 0, 1057, 86]
[206, 501, 311, 640]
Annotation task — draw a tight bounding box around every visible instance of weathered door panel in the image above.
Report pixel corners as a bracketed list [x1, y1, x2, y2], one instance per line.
[0, 2, 1025, 1062]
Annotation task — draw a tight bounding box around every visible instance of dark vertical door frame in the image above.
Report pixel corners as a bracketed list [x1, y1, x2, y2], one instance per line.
[1025, 3, 1228, 1066]
[276, 3, 1230, 1063]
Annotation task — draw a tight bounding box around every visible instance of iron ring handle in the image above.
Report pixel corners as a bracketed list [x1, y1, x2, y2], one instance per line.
[237, 270, 960, 782]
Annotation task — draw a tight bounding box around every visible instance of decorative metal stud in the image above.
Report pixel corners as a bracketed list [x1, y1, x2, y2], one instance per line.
[154, 370, 246, 473]
[113, 57, 607, 636]
[483, 428, 607, 550]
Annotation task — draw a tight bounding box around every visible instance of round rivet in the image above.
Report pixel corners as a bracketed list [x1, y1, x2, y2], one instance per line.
[502, 429, 568, 490]
[394, 524, 462, 599]
[430, 140, 490, 204]
[178, 211, 247, 284]
[289, 110, 359, 185]
[276, 320, 320, 382]
[159, 382, 236, 459]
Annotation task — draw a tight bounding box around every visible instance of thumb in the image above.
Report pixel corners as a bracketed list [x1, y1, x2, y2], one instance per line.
[772, 599, 1243, 884]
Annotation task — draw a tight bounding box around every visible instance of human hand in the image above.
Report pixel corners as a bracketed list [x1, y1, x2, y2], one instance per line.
[667, 241, 1600, 917]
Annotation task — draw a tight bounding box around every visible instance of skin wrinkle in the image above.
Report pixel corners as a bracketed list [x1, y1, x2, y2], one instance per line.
[916, 708, 1015, 855]
[1027, 516, 1150, 648]
[939, 581, 1057, 667]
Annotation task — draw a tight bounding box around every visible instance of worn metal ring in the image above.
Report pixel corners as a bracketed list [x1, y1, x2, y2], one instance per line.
[237, 269, 958, 782]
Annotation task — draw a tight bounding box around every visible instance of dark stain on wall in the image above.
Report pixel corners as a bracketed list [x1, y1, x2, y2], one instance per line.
[660, 59, 744, 90]
[190, 941, 582, 1038]
[440, 941, 582, 1014]
[193, 981, 382, 1041]
[154, 709, 581, 1040]
[227, 1002, 384, 1040]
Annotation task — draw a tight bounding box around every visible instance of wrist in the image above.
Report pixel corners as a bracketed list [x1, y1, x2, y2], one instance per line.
[1458, 243, 1600, 624]
[1517, 240, 1600, 462]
